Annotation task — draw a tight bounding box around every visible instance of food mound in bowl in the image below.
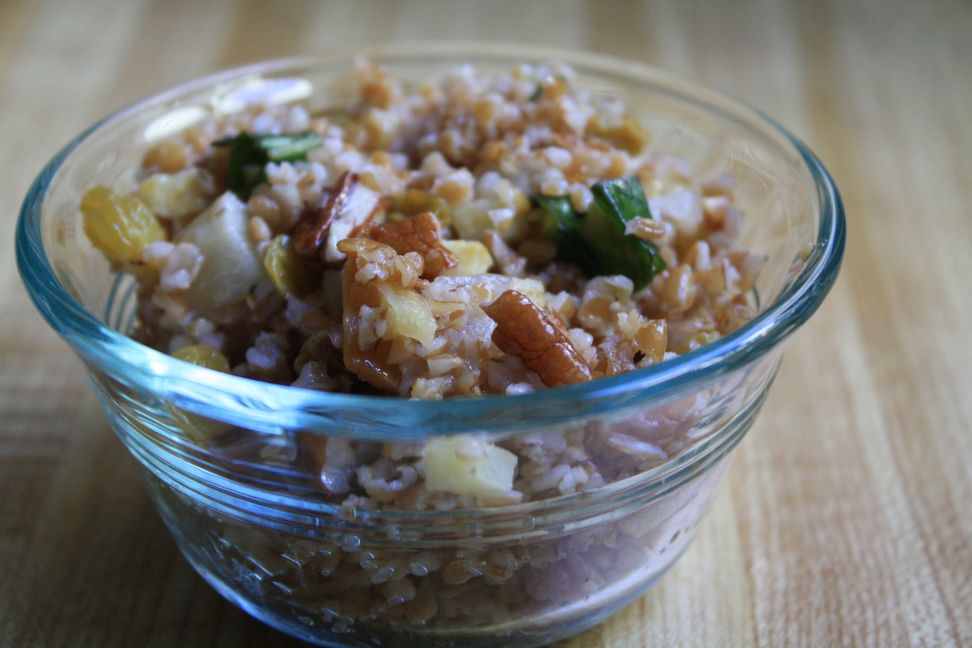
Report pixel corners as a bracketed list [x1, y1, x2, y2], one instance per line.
[82, 60, 764, 403]
[79, 59, 765, 636]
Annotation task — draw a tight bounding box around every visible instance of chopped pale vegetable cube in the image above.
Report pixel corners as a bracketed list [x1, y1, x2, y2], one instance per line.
[441, 240, 494, 275]
[176, 191, 265, 311]
[648, 188, 703, 238]
[423, 436, 518, 496]
[450, 199, 494, 240]
[377, 283, 437, 347]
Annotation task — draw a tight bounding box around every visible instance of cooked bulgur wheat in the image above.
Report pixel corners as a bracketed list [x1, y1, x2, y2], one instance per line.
[82, 59, 763, 637]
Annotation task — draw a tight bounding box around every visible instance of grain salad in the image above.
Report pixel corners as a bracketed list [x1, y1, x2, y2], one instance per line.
[79, 59, 764, 640]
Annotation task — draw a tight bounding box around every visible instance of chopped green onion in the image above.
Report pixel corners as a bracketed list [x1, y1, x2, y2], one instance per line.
[582, 177, 666, 289]
[256, 132, 325, 161]
[530, 176, 665, 289]
[212, 131, 322, 199]
[532, 194, 586, 264]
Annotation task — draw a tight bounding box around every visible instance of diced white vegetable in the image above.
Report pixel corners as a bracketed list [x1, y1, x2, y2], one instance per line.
[451, 198, 494, 240]
[176, 191, 265, 311]
[323, 184, 381, 263]
[442, 240, 494, 275]
[138, 169, 214, 219]
[649, 188, 703, 238]
[377, 284, 436, 347]
[423, 436, 518, 496]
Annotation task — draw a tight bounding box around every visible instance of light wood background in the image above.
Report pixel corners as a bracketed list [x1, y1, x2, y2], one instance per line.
[2, 0, 970, 646]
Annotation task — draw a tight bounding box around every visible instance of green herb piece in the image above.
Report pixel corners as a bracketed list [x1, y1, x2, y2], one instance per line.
[212, 131, 322, 199]
[256, 132, 324, 161]
[532, 194, 587, 264]
[582, 176, 666, 289]
[531, 177, 665, 289]
[528, 84, 544, 102]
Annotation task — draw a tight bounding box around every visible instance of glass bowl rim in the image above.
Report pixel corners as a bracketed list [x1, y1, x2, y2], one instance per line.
[15, 42, 846, 438]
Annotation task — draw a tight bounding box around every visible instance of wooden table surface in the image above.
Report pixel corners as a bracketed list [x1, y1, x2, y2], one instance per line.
[2, 0, 970, 645]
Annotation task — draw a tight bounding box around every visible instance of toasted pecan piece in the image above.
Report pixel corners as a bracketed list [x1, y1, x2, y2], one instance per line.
[294, 171, 357, 256]
[484, 290, 592, 387]
[368, 212, 458, 279]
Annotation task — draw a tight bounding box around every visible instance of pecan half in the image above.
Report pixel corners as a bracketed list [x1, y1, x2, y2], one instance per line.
[484, 290, 592, 387]
[294, 171, 357, 256]
[367, 212, 458, 279]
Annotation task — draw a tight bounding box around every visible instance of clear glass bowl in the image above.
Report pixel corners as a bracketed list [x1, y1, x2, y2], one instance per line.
[16, 44, 844, 648]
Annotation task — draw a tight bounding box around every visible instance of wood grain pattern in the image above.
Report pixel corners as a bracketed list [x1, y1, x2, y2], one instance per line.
[1, 0, 970, 645]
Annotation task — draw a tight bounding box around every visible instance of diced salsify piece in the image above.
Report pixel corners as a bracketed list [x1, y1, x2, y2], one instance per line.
[377, 283, 437, 347]
[172, 343, 230, 372]
[450, 199, 494, 241]
[175, 191, 266, 312]
[422, 436, 518, 497]
[441, 240, 494, 275]
[263, 235, 317, 297]
[80, 185, 164, 263]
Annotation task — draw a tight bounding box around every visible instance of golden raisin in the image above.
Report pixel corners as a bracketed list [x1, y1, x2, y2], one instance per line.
[81, 185, 164, 263]
[172, 344, 230, 372]
[263, 235, 317, 297]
